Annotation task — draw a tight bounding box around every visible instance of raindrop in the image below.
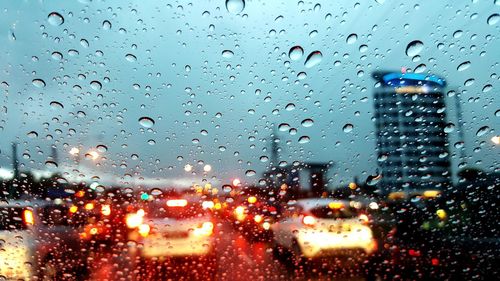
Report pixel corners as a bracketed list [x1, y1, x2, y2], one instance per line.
[346, 33, 357, 44]
[482, 84, 493, 92]
[444, 123, 455, 133]
[139, 117, 155, 128]
[96, 145, 108, 152]
[225, 0, 245, 14]
[125, 54, 137, 62]
[260, 156, 268, 162]
[476, 126, 489, 137]
[301, 118, 314, 127]
[457, 61, 471, 71]
[298, 136, 310, 144]
[32, 79, 46, 88]
[150, 188, 163, 196]
[487, 13, 500, 25]
[27, 131, 38, 138]
[288, 46, 304, 61]
[297, 72, 307, 80]
[222, 50, 234, 58]
[8, 29, 16, 41]
[377, 154, 388, 162]
[278, 123, 290, 131]
[68, 49, 79, 56]
[366, 173, 382, 186]
[90, 81, 102, 90]
[343, 123, 354, 133]
[45, 160, 58, 168]
[285, 103, 295, 111]
[245, 170, 256, 177]
[147, 139, 156, 145]
[304, 51, 322, 68]
[309, 30, 318, 38]
[80, 39, 89, 48]
[219, 146, 226, 151]
[102, 20, 112, 30]
[51, 51, 63, 60]
[50, 101, 64, 109]
[47, 12, 64, 26]
[405, 40, 424, 57]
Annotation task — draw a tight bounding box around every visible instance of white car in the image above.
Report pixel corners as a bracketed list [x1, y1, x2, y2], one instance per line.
[128, 198, 216, 259]
[272, 198, 377, 262]
[0, 200, 86, 280]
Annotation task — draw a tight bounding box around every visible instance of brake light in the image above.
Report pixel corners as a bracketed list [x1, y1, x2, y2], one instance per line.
[126, 211, 144, 228]
[408, 249, 421, 257]
[84, 203, 94, 210]
[138, 224, 151, 237]
[193, 222, 214, 236]
[23, 210, 34, 225]
[431, 258, 439, 266]
[302, 215, 316, 226]
[101, 204, 111, 216]
[167, 199, 188, 207]
[328, 202, 344, 209]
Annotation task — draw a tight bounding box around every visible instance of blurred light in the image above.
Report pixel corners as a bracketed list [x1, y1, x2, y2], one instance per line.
[87, 150, 99, 160]
[75, 190, 85, 198]
[89, 227, 98, 235]
[202, 201, 215, 209]
[328, 202, 344, 209]
[84, 203, 94, 210]
[262, 222, 271, 230]
[436, 209, 447, 220]
[184, 164, 193, 172]
[138, 224, 150, 237]
[101, 204, 111, 216]
[491, 136, 500, 145]
[302, 215, 316, 226]
[69, 147, 80, 155]
[126, 212, 144, 229]
[359, 214, 369, 224]
[193, 222, 214, 236]
[167, 199, 188, 207]
[408, 249, 421, 257]
[423, 190, 440, 198]
[348, 182, 357, 190]
[23, 210, 34, 225]
[203, 164, 212, 172]
[214, 203, 222, 210]
[254, 215, 263, 223]
[232, 178, 241, 186]
[137, 209, 145, 216]
[140, 193, 149, 200]
[431, 258, 440, 266]
[69, 205, 78, 213]
[247, 196, 257, 204]
[369, 202, 379, 210]
[234, 206, 246, 221]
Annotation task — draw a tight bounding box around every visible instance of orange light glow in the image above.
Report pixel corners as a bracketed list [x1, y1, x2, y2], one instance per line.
[138, 224, 151, 237]
[69, 205, 78, 213]
[232, 178, 241, 186]
[234, 206, 246, 221]
[328, 202, 344, 209]
[247, 196, 257, 204]
[254, 215, 263, 223]
[262, 222, 271, 230]
[126, 212, 144, 229]
[23, 210, 34, 225]
[89, 227, 98, 235]
[84, 203, 94, 210]
[101, 204, 111, 216]
[166, 199, 188, 207]
[193, 222, 214, 236]
[359, 214, 369, 224]
[202, 201, 215, 209]
[75, 190, 85, 198]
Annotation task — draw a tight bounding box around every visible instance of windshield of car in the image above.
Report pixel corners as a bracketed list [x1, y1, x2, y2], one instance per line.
[0, 0, 498, 280]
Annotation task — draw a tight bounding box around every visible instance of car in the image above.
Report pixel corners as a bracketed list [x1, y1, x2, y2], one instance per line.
[271, 198, 377, 267]
[232, 197, 277, 242]
[127, 198, 217, 272]
[0, 200, 88, 280]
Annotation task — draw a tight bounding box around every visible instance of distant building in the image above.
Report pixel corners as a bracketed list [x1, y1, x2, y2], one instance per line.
[372, 71, 451, 193]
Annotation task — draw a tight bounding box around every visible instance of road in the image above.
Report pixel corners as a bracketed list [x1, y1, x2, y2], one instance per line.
[87, 220, 367, 281]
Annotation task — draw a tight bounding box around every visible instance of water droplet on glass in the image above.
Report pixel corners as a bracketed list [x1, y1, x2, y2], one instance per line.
[405, 40, 423, 57]
[51, 51, 63, 60]
[414, 64, 426, 73]
[288, 46, 304, 61]
[346, 33, 357, 44]
[225, 0, 245, 14]
[50, 101, 64, 109]
[444, 123, 455, 133]
[32, 79, 46, 88]
[304, 51, 322, 68]
[482, 84, 492, 92]
[343, 123, 354, 133]
[245, 170, 256, 177]
[27, 131, 38, 138]
[139, 117, 155, 128]
[278, 123, 290, 131]
[301, 118, 314, 127]
[90, 80, 102, 90]
[298, 136, 310, 144]
[222, 50, 234, 58]
[476, 126, 489, 137]
[457, 61, 471, 71]
[297, 72, 307, 80]
[453, 30, 463, 38]
[487, 13, 500, 25]
[96, 144, 108, 152]
[366, 173, 382, 186]
[125, 54, 137, 62]
[260, 156, 268, 162]
[102, 20, 112, 30]
[309, 30, 318, 38]
[285, 103, 296, 111]
[47, 12, 64, 26]
[45, 160, 58, 168]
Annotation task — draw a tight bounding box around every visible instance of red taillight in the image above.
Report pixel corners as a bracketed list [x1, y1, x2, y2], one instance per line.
[431, 258, 439, 266]
[408, 249, 421, 257]
[302, 215, 316, 226]
[23, 210, 34, 225]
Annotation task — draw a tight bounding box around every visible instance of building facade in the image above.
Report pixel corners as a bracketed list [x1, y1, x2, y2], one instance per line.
[372, 71, 451, 193]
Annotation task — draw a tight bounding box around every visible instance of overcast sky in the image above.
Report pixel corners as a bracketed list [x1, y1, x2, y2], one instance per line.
[0, 0, 498, 189]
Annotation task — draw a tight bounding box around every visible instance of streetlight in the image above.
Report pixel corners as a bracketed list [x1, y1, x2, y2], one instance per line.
[203, 164, 212, 172]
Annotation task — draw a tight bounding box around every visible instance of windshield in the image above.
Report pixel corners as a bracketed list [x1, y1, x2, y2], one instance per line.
[0, 0, 498, 280]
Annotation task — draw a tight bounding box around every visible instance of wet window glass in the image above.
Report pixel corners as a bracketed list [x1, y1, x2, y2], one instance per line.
[0, 0, 498, 280]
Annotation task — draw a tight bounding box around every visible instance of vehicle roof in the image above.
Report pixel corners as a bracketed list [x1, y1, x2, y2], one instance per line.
[295, 198, 350, 210]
